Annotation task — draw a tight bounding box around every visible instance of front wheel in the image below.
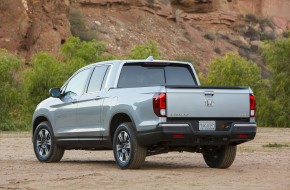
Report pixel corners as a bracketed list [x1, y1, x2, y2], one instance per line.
[203, 145, 237, 169]
[33, 121, 65, 162]
[113, 122, 147, 169]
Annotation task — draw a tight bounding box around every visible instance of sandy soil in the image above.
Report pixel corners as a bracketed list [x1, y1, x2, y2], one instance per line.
[0, 128, 289, 190]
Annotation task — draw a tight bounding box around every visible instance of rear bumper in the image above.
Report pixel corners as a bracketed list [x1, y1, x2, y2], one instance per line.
[137, 122, 257, 146]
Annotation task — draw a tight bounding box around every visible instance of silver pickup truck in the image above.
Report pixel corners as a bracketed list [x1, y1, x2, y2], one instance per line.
[32, 56, 257, 169]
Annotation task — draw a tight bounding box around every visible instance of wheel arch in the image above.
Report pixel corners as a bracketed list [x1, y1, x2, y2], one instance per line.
[33, 115, 51, 135]
[109, 112, 136, 143]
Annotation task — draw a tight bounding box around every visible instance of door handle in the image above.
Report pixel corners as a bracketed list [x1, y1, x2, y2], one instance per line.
[71, 99, 78, 103]
[95, 96, 101, 100]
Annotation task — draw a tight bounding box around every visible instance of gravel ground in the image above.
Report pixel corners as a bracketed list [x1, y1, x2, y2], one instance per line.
[0, 128, 289, 190]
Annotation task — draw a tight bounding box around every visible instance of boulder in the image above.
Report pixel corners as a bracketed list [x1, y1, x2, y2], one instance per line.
[250, 40, 262, 48]
[263, 25, 273, 35]
[219, 13, 236, 22]
[271, 16, 288, 31]
[231, 36, 251, 49]
[156, 6, 171, 17]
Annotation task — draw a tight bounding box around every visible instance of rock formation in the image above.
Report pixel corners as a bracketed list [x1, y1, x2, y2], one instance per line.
[0, 0, 289, 66]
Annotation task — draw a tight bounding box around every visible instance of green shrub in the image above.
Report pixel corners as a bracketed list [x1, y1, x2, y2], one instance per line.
[69, 8, 96, 41]
[204, 32, 218, 41]
[1, 36, 289, 130]
[263, 143, 289, 148]
[22, 37, 109, 122]
[204, 52, 262, 87]
[0, 49, 23, 130]
[24, 52, 66, 107]
[61, 36, 106, 64]
[245, 13, 258, 23]
[0, 49, 21, 85]
[263, 38, 290, 127]
[203, 52, 268, 126]
[128, 39, 162, 59]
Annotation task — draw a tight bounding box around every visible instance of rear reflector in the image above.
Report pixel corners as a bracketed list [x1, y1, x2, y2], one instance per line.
[237, 134, 249, 139]
[173, 134, 185, 139]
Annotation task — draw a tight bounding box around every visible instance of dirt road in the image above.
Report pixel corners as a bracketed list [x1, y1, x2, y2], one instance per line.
[0, 128, 289, 190]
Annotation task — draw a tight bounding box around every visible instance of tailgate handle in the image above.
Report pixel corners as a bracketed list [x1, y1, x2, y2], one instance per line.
[204, 91, 214, 96]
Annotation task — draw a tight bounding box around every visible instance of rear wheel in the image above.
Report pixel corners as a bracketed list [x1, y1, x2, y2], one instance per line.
[33, 121, 64, 162]
[203, 145, 237, 169]
[113, 122, 147, 169]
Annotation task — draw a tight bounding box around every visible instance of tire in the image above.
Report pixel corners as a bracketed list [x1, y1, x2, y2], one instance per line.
[113, 122, 147, 169]
[203, 145, 237, 169]
[33, 121, 65, 162]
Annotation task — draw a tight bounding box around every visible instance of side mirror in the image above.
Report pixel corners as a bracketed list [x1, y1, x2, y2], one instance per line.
[49, 88, 61, 98]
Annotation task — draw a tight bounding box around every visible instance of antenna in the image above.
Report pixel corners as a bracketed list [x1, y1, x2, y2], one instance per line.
[146, 56, 154, 61]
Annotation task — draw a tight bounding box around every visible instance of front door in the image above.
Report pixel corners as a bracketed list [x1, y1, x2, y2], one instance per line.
[53, 68, 92, 139]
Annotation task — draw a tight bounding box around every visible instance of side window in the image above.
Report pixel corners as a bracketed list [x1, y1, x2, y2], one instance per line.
[87, 66, 109, 93]
[65, 68, 91, 96]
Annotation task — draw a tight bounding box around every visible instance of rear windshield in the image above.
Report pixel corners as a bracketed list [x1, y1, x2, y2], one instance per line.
[118, 63, 197, 88]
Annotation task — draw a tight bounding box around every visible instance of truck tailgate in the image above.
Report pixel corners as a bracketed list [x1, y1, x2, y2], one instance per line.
[166, 86, 250, 118]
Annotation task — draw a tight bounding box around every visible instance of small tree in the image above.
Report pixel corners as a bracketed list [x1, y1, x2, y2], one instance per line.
[128, 39, 162, 59]
[24, 53, 66, 106]
[204, 52, 268, 126]
[0, 49, 23, 130]
[263, 38, 290, 127]
[61, 36, 106, 64]
[204, 52, 262, 87]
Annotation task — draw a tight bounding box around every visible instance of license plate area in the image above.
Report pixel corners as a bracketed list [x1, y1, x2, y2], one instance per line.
[199, 121, 216, 131]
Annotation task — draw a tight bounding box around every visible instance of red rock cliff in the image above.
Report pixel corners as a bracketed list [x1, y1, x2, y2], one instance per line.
[0, 0, 289, 62]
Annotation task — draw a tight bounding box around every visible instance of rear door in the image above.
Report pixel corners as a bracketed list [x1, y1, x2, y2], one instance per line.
[76, 65, 110, 139]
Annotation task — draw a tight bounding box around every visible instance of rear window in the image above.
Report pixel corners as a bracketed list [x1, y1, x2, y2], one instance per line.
[118, 63, 196, 88]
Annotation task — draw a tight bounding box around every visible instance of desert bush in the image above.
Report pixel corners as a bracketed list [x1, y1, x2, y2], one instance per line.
[0, 50, 25, 130]
[128, 39, 162, 59]
[69, 8, 96, 41]
[1, 36, 289, 130]
[204, 32, 218, 41]
[214, 47, 221, 54]
[262, 38, 290, 127]
[22, 37, 109, 117]
[24, 53, 66, 107]
[61, 36, 106, 64]
[282, 31, 290, 38]
[203, 52, 269, 126]
[245, 13, 258, 23]
[244, 26, 260, 41]
[204, 52, 262, 87]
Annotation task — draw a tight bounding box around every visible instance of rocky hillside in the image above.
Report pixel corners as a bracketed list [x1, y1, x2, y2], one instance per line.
[0, 0, 290, 72]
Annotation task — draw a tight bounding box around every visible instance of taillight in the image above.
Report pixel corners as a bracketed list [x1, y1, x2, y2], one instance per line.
[250, 94, 255, 117]
[153, 93, 166, 117]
